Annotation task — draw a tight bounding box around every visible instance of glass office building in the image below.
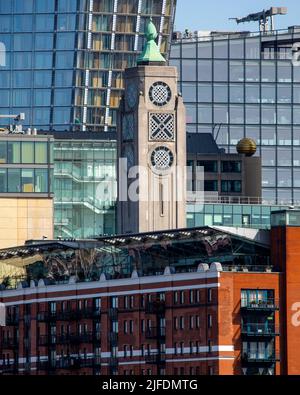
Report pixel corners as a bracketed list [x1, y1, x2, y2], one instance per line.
[0, 0, 176, 132]
[170, 27, 300, 204]
[187, 202, 289, 230]
[53, 134, 116, 239]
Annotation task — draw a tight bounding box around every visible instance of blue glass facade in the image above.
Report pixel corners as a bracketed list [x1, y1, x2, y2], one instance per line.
[170, 28, 300, 205]
[0, 0, 176, 132]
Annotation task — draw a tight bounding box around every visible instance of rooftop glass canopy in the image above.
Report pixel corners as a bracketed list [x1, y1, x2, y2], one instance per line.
[0, 227, 271, 289]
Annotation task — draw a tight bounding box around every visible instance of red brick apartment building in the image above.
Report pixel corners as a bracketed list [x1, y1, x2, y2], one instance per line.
[0, 210, 300, 376]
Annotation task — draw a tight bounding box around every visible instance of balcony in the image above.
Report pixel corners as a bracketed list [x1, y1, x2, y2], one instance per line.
[109, 308, 118, 320]
[241, 324, 280, 337]
[38, 332, 100, 346]
[242, 352, 280, 364]
[1, 338, 19, 350]
[0, 364, 18, 374]
[109, 358, 118, 368]
[145, 300, 165, 315]
[55, 357, 101, 370]
[145, 327, 166, 340]
[37, 311, 57, 322]
[37, 308, 101, 322]
[241, 299, 279, 312]
[109, 332, 118, 346]
[5, 315, 19, 326]
[38, 335, 57, 347]
[145, 353, 166, 365]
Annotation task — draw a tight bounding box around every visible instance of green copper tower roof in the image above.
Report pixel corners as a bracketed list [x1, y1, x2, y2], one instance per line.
[137, 18, 166, 65]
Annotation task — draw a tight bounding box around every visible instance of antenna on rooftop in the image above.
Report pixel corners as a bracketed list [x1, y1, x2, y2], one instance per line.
[229, 7, 287, 33]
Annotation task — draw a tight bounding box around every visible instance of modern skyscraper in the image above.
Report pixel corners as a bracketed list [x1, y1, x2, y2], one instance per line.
[0, 0, 177, 132]
[170, 27, 300, 205]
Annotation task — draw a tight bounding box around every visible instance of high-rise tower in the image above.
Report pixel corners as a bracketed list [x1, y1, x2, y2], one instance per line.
[118, 19, 186, 234]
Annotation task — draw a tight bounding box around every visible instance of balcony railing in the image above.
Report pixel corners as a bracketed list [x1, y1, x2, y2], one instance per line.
[145, 300, 166, 315]
[241, 324, 280, 337]
[1, 338, 19, 349]
[145, 353, 166, 365]
[0, 364, 18, 374]
[109, 332, 118, 346]
[241, 299, 279, 311]
[37, 311, 57, 322]
[108, 358, 118, 368]
[37, 308, 101, 322]
[5, 315, 19, 326]
[145, 327, 166, 340]
[109, 308, 118, 320]
[37, 357, 101, 371]
[242, 352, 280, 364]
[38, 332, 101, 346]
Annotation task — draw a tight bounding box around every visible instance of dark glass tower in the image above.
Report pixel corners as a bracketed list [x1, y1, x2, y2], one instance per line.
[0, 0, 177, 132]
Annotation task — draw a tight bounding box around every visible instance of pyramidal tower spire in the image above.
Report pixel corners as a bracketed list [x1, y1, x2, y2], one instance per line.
[137, 18, 166, 65]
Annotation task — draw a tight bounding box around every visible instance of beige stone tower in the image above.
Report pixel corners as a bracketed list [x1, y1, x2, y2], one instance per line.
[117, 20, 186, 235]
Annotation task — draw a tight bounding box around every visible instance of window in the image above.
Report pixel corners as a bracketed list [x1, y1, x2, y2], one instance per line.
[124, 321, 128, 334]
[173, 317, 178, 330]
[221, 181, 242, 193]
[180, 291, 185, 304]
[208, 314, 213, 328]
[35, 142, 48, 164]
[204, 180, 218, 192]
[7, 169, 21, 193]
[0, 169, 7, 192]
[189, 316, 194, 329]
[35, 169, 48, 193]
[22, 142, 34, 164]
[179, 316, 185, 330]
[208, 289, 213, 302]
[0, 142, 7, 163]
[214, 60, 228, 82]
[174, 292, 178, 304]
[189, 290, 194, 304]
[197, 160, 218, 173]
[221, 161, 241, 173]
[129, 320, 134, 334]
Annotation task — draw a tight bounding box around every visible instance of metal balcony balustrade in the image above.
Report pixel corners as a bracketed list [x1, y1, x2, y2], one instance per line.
[109, 332, 118, 346]
[0, 364, 18, 374]
[36, 308, 101, 322]
[145, 352, 166, 365]
[145, 327, 166, 340]
[242, 352, 280, 364]
[38, 331, 101, 346]
[109, 308, 118, 320]
[145, 300, 166, 315]
[1, 337, 19, 349]
[241, 323, 280, 337]
[5, 315, 19, 326]
[241, 299, 279, 311]
[37, 356, 101, 371]
[108, 357, 118, 367]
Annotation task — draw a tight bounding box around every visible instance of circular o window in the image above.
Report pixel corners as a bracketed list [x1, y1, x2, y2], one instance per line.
[150, 146, 174, 171]
[149, 82, 172, 106]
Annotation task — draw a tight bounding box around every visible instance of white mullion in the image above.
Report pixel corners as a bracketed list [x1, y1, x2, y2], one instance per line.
[158, 0, 167, 48]
[134, 0, 143, 51]
[82, 0, 94, 131]
[105, 0, 118, 131]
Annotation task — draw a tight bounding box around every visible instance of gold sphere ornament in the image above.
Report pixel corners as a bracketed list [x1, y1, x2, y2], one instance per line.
[236, 138, 257, 157]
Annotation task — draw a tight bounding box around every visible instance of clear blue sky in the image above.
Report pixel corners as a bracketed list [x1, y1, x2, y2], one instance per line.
[175, 0, 300, 32]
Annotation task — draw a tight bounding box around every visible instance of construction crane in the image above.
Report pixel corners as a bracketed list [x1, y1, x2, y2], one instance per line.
[0, 113, 25, 133]
[230, 7, 287, 33]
